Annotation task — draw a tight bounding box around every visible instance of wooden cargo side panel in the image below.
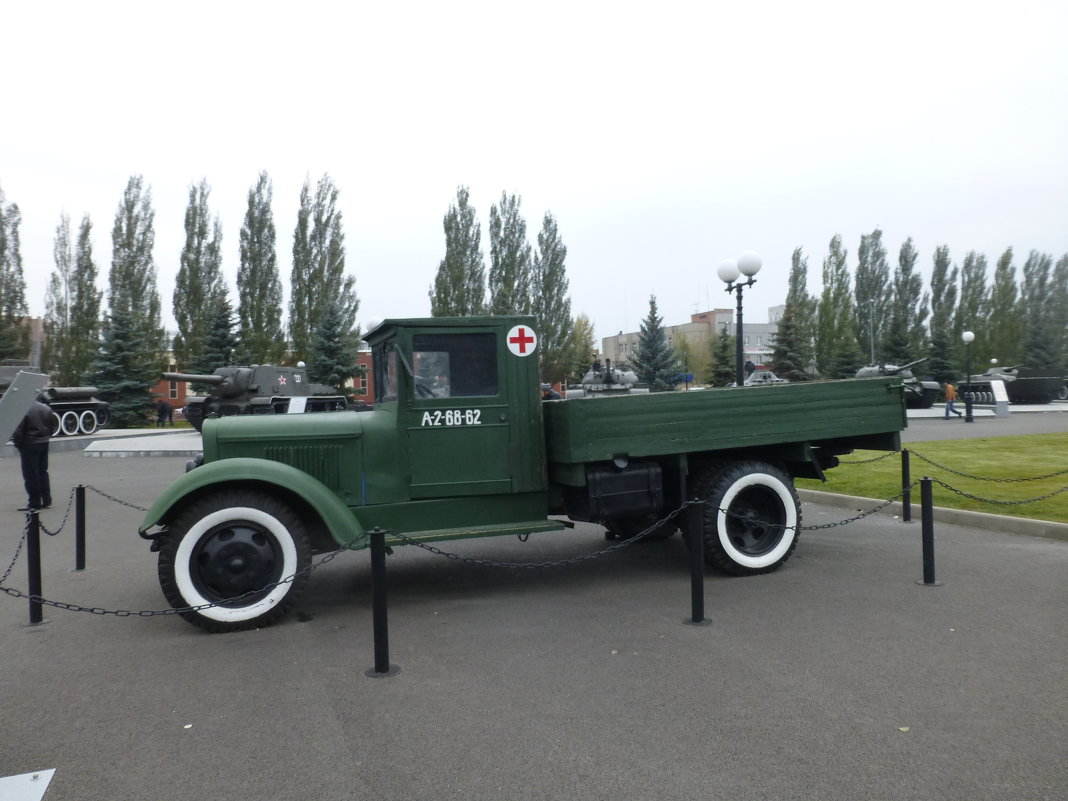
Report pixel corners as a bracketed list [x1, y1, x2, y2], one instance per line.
[542, 379, 905, 465]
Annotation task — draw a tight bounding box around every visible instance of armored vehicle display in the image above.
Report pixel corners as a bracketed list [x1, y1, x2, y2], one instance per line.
[140, 315, 907, 632]
[0, 361, 109, 436]
[962, 365, 1067, 404]
[855, 359, 940, 409]
[163, 365, 348, 431]
[566, 358, 646, 398]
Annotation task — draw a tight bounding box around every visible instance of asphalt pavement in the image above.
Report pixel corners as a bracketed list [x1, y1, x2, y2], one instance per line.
[0, 409, 1065, 801]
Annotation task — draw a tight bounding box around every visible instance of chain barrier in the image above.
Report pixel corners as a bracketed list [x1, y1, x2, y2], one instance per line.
[838, 452, 896, 465]
[85, 484, 148, 513]
[38, 486, 77, 537]
[910, 450, 1068, 483]
[1, 529, 27, 586]
[798, 483, 920, 530]
[928, 477, 1068, 506]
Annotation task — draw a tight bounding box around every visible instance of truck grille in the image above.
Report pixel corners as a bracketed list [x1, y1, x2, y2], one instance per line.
[264, 444, 342, 489]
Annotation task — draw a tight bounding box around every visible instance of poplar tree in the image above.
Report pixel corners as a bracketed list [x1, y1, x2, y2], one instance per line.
[956, 250, 989, 369]
[0, 184, 29, 360]
[289, 174, 357, 361]
[815, 235, 863, 378]
[173, 179, 225, 369]
[237, 171, 285, 365]
[430, 186, 485, 316]
[782, 246, 817, 375]
[530, 212, 572, 385]
[565, 313, 596, 383]
[1019, 250, 1059, 369]
[881, 237, 929, 364]
[487, 191, 532, 315]
[987, 248, 1023, 365]
[109, 175, 165, 364]
[853, 228, 890, 364]
[44, 214, 102, 384]
[926, 245, 958, 383]
[632, 295, 677, 391]
[1052, 255, 1068, 373]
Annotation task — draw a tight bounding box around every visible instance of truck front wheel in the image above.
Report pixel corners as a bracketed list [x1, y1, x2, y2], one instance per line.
[157, 490, 311, 632]
[693, 461, 800, 575]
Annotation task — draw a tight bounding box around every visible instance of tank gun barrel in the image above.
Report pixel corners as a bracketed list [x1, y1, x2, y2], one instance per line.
[891, 357, 928, 374]
[162, 372, 226, 386]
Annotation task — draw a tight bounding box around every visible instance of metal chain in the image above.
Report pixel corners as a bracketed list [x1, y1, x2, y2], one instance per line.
[85, 485, 148, 513]
[798, 483, 920, 530]
[0, 529, 27, 585]
[838, 452, 896, 465]
[0, 532, 367, 618]
[910, 450, 1068, 483]
[928, 477, 1068, 506]
[38, 486, 77, 537]
[389, 502, 702, 569]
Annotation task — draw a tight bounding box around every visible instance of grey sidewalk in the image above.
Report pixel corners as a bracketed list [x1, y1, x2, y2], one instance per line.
[0, 452, 1065, 801]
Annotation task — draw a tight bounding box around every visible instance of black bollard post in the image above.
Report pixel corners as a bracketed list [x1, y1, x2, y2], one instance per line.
[365, 527, 400, 678]
[901, 449, 912, 523]
[684, 500, 710, 626]
[74, 485, 86, 572]
[26, 511, 46, 625]
[916, 477, 942, 587]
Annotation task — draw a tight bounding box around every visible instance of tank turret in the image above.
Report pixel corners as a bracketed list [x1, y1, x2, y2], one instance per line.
[855, 358, 940, 409]
[168, 365, 348, 430]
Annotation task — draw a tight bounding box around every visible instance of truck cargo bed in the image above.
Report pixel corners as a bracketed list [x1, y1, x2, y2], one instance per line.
[542, 378, 905, 465]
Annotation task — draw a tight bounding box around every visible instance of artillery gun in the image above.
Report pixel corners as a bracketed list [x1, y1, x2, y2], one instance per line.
[0, 361, 109, 436]
[962, 365, 1067, 405]
[163, 364, 348, 431]
[855, 358, 940, 409]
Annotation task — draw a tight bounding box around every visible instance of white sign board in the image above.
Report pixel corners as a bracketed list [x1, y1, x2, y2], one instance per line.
[0, 769, 56, 801]
[990, 379, 1009, 403]
[0, 371, 49, 446]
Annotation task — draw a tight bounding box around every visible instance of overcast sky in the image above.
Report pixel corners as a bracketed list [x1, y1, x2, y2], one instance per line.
[3, 1, 1066, 350]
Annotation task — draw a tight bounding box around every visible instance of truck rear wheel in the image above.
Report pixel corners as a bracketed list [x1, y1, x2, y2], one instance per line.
[157, 490, 311, 632]
[692, 461, 800, 575]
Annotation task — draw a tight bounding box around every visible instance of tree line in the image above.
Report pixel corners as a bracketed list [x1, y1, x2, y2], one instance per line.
[1, 174, 361, 426]
[631, 230, 1068, 390]
[428, 186, 594, 387]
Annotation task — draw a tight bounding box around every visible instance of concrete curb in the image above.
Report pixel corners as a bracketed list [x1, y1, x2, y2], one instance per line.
[797, 488, 1068, 543]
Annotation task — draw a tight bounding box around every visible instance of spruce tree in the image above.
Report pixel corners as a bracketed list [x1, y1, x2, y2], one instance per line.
[705, 324, 736, 386]
[487, 191, 532, 315]
[530, 212, 572, 385]
[87, 307, 158, 428]
[173, 179, 225, 370]
[926, 245, 959, 383]
[631, 295, 677, 391]
[237, 171, 285, 365]
[189, 298, 238, 375]
[430, 186, 485, 316]
[769, 303, 811, 382]
[110, 175, 165, 364]
[308, 297, 359, 394]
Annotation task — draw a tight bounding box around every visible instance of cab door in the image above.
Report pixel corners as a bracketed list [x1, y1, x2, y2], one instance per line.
[405, 328, 515, 498]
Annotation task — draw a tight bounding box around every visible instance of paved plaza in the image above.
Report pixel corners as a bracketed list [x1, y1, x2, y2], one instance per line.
[0, 407, 1065, 800]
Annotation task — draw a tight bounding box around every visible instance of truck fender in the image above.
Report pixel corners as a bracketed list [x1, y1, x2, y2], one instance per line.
[138, 457, 364, 547]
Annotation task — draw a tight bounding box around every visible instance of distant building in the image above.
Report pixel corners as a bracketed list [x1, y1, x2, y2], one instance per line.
[602, 306, 784, 369]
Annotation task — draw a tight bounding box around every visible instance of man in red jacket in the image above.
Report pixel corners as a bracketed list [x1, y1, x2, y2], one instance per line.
[12, 397, 53, 512]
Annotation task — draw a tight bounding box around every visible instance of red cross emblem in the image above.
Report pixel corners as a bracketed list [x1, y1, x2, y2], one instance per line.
[506, 325, 537, 357]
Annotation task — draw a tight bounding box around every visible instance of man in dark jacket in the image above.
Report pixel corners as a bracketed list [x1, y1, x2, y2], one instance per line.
[12, 398, 53, 511]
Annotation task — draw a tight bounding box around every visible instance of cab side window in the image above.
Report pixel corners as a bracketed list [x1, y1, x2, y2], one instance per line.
[374, 342, 398, 402]
[413, 333, 497, 398]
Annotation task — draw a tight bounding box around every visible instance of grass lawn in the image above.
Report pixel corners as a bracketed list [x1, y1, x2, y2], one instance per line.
[796, 432, 1068, 524]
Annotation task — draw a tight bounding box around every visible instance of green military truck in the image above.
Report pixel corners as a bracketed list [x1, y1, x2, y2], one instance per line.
[139, 315, 907, 632]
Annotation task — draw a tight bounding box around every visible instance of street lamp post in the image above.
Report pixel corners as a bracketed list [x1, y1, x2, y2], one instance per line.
[718, 251, 762, 387]
[962, 330, 975, 423]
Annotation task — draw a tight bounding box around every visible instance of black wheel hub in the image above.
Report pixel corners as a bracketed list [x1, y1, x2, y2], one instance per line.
[726, 487, 786, 556]
[191, 521, 283, 605]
